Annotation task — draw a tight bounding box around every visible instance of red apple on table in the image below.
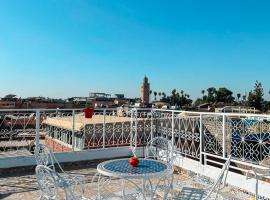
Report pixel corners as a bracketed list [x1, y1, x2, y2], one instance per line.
[129, 156, 139, 167]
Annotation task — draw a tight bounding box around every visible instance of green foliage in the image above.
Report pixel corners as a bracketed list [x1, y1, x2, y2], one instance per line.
[153, 81, 269, 112]
[153, 91, 157, 100]
[247, 81, 264, 111]
[237, 93, 241, 100]
[198, 87, 234, 104]
[216, 87, 235, 103]
[160, 89, 192, 108]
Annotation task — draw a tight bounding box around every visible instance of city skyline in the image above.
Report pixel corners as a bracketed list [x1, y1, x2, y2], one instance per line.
[0, 1, 270, 99]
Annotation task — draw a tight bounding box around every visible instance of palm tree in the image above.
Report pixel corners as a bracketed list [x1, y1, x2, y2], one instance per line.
[180, 90, 184, 96]
[162, 92, 166, 98]
[158, 92, 161, 100]
[149, 90, 152, 102]
[201, 90, 205, 96]
[237, 93, 241, 102]
[153, 91, 157, 101]
[242, 95, 247, 105]
[172, 89, 177, 96]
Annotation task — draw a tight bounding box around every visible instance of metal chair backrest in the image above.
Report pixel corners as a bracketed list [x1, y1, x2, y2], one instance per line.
[34, 144, 55, 169]
[34, 144, 65, 173]
[35, 165, 58, 200]
[204, 155, 232, 200]
[146, 137, 173, 164]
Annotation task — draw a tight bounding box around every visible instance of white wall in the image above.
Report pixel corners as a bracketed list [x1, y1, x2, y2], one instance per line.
[0, 147, 144, 169]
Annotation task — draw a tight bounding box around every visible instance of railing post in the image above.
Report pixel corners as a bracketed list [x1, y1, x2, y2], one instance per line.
[130, 108, 138, 156]
[150, 111, 154, 142]
[171, 111, 175, 160]
[134, 109, 138, 151]
[199, 114, 203, 164]
[103, 109, 106, 148]
[222, 114, 226, 158]
[130, 110, 133, 151]
[72, 110, 75, 150]
[35, 110, 40, 146]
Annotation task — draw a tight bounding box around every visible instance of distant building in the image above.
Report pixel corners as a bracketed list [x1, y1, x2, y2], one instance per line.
[0, 101, 16, 109]
[89, 93, 111, 98]
[140, 76, 150, 104]
[0, 94, 17, 109]
[115, 94, 124, 99]
[216, 106, 260, 114]
[152, 101, 170, 109]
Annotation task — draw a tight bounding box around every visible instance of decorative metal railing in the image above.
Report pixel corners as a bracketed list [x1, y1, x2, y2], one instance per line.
[0, 108, 270, 169]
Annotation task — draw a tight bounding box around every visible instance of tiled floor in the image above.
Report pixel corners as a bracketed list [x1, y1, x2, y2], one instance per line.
[0, 161, 257, 200]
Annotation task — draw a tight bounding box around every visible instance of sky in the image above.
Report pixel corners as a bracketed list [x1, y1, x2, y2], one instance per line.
[0, 0, 270, 100]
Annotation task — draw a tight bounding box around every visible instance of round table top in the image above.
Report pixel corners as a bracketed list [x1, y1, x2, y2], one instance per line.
[97, 158, 173, 179]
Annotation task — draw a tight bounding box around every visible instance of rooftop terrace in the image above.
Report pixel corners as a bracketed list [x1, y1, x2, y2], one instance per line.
[0, 159, 258, 200]
[0, 108, 270, 199]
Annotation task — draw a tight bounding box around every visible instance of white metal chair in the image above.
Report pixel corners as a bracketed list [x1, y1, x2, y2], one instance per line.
[36, 165, 90, 200]
[34, 144, 85, 192]
[91, 173, 125, 200]
[145, 137, 174, 165]
[172, 155, 232, 200]
[145, 137, 174, 198]
[246, 158, 270, 200]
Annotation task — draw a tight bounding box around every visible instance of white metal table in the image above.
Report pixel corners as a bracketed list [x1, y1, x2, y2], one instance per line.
[97, 158, 174, 200]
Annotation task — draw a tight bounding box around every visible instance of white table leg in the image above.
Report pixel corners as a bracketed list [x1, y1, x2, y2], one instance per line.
[122, 179, 126, 200]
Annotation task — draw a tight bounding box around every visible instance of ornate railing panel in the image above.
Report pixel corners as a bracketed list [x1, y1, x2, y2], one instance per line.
[174, 116, 200, 158]
[228, 117, 270, 164]
[0, 110, 37, 156]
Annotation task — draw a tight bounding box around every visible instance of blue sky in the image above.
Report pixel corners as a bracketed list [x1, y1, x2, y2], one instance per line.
[0, 0, 270, 100]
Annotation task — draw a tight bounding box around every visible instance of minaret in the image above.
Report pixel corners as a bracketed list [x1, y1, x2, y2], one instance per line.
[140, 76, 150, 104]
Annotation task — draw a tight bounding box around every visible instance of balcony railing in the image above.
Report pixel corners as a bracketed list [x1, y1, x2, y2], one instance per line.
[0, 108, 270, 197]
[1, 108, 270, 163]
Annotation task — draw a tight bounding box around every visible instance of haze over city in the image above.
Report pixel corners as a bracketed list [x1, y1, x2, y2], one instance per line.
[0, 0, 270, 100]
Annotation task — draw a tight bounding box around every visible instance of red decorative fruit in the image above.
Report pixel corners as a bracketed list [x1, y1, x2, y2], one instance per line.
[129, 156, 139, 167]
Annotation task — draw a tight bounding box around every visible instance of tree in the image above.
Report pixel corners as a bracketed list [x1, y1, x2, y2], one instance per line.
[180, 90, 184, 96]
[201, 90, 205, 96]
[247, 81, 264, 111]
[172, 89, 176, 96]
[216, 88, 234, 103]
[237, 93, 241, 102]
[160, 92, 167, 102]
[162, 92, 166, 98]
[153, 91, 157, 101]
[194, 98, 203, 106]
[206, 87, 217, 103]
[162, 89, 193, 108]
[158, 92, 161, 100]
[149, 90, 152, 102]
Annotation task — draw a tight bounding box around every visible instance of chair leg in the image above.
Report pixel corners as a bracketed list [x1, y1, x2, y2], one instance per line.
[39, 194, 47, 200]
[122, 179, 127, 200]
[255, 177, 258, 200]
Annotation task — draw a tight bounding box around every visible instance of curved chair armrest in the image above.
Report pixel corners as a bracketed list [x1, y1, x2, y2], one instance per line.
[246, 167, 270, 180]
[246, 169, 255, 180]
[65, 174, 86, 182]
